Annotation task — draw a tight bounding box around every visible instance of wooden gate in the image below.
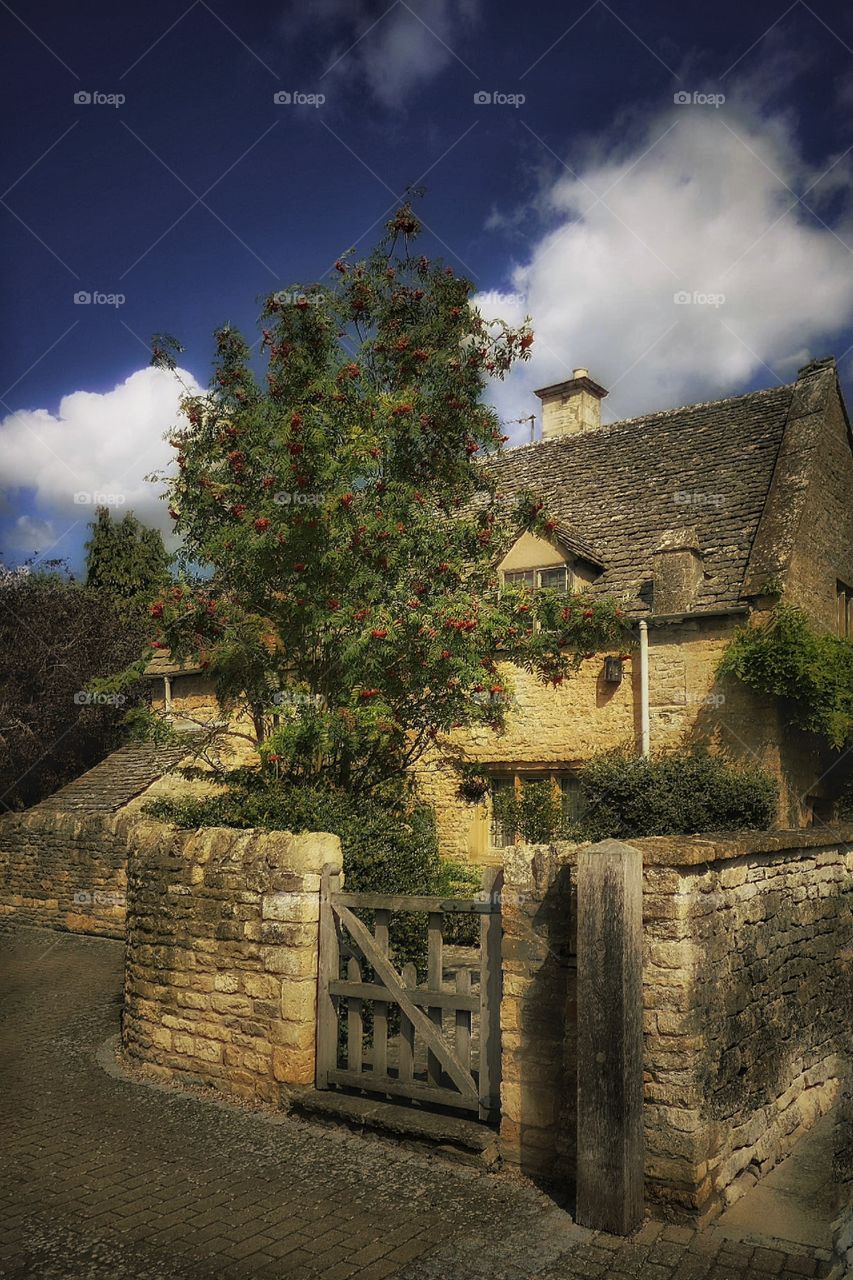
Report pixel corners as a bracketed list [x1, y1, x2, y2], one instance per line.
[316, 865, 502, 1121]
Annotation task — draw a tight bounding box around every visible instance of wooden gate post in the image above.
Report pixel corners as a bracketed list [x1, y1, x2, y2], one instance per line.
[576, 839, 644, 1235]
[478, 866, 503, 1121]
[316, 864, 341, 1089]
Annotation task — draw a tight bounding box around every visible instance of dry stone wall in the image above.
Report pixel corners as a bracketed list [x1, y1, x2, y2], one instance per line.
[499, 827, 853, 1226]
[122, 820, 342, 1104]
[0, 809, 131, 937]
[0, 742, 189, 936]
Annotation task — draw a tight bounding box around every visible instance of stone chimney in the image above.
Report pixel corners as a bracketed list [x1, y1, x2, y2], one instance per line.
[534, 369, 608, 440]
[652, 527, 703, 615]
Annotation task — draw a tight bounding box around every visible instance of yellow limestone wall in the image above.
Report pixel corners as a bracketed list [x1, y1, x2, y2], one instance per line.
[156, 615, 833, 865]
[415, 614, 830, 863]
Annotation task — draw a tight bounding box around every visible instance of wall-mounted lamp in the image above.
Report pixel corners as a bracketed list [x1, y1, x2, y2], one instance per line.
[603, 656, 623, 685]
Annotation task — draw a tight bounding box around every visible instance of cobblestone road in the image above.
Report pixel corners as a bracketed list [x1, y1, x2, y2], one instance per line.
[0, 925, 834, 1280]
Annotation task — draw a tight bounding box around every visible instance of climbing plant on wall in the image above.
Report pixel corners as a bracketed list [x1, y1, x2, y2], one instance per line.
[718, 604, 853, 747]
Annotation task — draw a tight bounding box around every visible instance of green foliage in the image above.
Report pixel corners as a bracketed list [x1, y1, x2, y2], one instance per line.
[143, 202, 629, 789]
[144, 771, 480, 971]
[719, 605, 853, 747]
[493, 779, 572, 843]
[577, 747, 778, 840]
[84, 506, 171, 616]
[0, 567, 147, 810]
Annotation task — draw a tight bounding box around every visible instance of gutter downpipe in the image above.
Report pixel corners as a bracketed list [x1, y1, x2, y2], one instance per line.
[639, 620, 650, 757]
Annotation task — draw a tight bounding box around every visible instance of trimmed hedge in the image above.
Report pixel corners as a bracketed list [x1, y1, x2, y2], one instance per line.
[489, 749, 778, 845]
[576, 747, 778, 841]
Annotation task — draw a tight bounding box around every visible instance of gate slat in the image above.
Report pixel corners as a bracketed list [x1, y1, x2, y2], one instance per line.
[327, 1068, 478, 1112]
[427, 912, 443, 1088]
[399, 962, 416, 1082]
[346, 956, 363, 1073]
[372, 909, 390, 1078]
[455, 967, 471, 1070]
[328, 978, 477, 1011]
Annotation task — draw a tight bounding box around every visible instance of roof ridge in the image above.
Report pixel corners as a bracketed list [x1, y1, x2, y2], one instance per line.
[497, 380, 794, 456]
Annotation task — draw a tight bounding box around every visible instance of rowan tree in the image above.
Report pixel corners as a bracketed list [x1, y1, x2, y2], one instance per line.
[146, 205, 627, 790]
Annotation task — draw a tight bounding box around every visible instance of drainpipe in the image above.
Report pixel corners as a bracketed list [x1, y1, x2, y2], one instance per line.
[638, 620, 650, 757]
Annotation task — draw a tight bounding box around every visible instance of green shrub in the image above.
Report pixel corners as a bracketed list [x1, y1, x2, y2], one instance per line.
[718, 605, 853, 747]
[577, 747, 777, 840]
[144, 771, 480, 972]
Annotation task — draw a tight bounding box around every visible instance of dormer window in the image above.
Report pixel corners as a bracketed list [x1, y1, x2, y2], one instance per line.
[503, 565, 572, 593]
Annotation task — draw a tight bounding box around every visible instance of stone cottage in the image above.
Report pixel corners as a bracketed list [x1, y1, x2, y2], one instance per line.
[146, 356, 853, 862]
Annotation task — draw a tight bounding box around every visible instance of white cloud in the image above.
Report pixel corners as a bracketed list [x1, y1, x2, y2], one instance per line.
[482, 90, 853, 440]
[0, 366, 201, 540]
[3, 515, 58, 557]
[288, 0, 481, 108]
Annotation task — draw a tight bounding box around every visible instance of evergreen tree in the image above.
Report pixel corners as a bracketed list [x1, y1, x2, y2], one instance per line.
[84, 507, 170, 613]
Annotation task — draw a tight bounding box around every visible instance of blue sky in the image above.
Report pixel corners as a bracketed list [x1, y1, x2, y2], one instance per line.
[2, 0, 853, 571]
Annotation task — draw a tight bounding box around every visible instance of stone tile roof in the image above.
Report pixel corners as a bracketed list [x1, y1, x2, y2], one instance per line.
[143, 653, 203, 678]
[31, 742, 190, 814]
[482, 380, 803, 614]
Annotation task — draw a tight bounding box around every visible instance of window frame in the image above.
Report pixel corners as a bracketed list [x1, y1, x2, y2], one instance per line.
[487, 767, 583, 848]
[502, 564, 573, 594]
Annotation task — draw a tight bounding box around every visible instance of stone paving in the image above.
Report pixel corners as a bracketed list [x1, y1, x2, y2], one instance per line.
[0, 924, 835, 1280]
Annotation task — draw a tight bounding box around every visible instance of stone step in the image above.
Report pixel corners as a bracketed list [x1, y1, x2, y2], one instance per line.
[286, 1085, 500, 1169]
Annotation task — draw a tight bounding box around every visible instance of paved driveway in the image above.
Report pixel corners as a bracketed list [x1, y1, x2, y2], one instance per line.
[0, 924, 833, 1280]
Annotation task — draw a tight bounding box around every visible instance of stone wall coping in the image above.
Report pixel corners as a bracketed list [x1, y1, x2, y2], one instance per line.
[123, 816, 343, 872]
[515, 823, 853, 868]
